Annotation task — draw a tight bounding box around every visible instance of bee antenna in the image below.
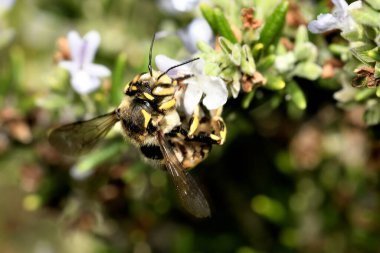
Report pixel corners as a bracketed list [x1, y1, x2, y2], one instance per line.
[148, 33, 156, 77]
[157, 57, 199, 80]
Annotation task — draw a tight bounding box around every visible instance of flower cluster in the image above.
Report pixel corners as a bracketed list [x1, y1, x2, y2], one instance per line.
[308, 0, 362, 34]
[308, 0, 380, 125]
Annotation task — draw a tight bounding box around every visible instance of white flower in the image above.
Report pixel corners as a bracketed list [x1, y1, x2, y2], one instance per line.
[158, 0, 199, 14]
[308, 0, 362, 34]
[178, 18, 214, 54]
[155, 54, 228, 115]
[156, 18, 214, 54]
[59, 30, 111, 95]
[0, 0, 15, 13]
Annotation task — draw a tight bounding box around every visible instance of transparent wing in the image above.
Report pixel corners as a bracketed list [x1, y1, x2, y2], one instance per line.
[157, 131, 211, 218]
[48, 111, 119, 156]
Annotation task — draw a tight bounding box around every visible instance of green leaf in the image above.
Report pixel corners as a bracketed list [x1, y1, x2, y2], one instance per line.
[351, 4, 380, 28]
[200, 3, 219, 33]
[219, 37, 234, 54]
[197, 40, 214, 53]
[376, 86, 380, 97]
[111, 53, 127, 105]
[294, 26, 317, 62]
[242, 89, 256, 109]
[294, 25, 308, 47]
[252, 43, 264, 58]
[270, 94, 282, 109]
[375, 61, 380, 78]
[72, 143, 124, 179]
[287, 81, 306, 110]
[257, 54, 275, 71]
[265, 76, 286, 90]
[341, 29, 363, 42]
[204, 62, 220, 76]
[214, 8, 238, 43]
[230, 44, 242, 66]
[251, 195, 286, 223]
[294, 42, 317, 62]
[329, 44, 350, 55]
[365, 47, 380, 62]
[258, 0, 289, 52]
[293, 62, 322, 80]
[367, 0, 380, 11]
[351, 43, 378, 64]
[355, 88, 376, 101]
[364, 100, 380, 126]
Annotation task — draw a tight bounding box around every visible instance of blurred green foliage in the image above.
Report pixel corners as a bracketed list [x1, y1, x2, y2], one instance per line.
[1, 0, 380, 253]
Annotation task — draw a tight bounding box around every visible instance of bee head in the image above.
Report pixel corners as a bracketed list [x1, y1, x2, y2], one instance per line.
[122, 34, 198, 101]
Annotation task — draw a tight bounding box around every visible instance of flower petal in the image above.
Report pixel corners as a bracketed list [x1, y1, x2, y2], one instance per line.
[171, 0, 199, 12]
[59, 60, 79, 75]
[155, 54, 191, 78]
[85, 63, 111, 78]
[201, 77, 228, 110]
[308, 14, 339, 33]
[332, 0, 349, 13]
[348, 1, 362, 10]
[0, 0, 15, 11]
[71, 70, 100, 95]
[183, 80, 203, 115]
[67, 31, 82, 63]
[178, 18, 214, 53]
[158, 0, 199, 13]
[82, 31, 100, 65]
[189, 58, 205, 76]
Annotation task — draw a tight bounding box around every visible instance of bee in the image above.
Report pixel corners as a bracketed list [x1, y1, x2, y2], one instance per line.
[48, 35, 227, 218]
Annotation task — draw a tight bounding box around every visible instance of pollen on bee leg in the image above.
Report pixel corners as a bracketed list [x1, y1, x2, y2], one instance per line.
[210, 107, 227, 145]
[188, 106, 200, 137]
[212, 118, 226, 145]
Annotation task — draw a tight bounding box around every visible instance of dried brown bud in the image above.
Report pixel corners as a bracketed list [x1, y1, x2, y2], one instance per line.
[286, 1, 307, 27]
[53, 36, 70, 63]
[322, 58, 343, 79]
[241, 71, 267, 93]
[352, 67, 380, 88]
[241, 8, 262, 30]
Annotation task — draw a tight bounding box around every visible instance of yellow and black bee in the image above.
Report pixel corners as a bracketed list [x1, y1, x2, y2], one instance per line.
[48, 35, 227, 218]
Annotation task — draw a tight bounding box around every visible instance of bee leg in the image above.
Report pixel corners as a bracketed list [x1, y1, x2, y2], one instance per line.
[188, 105, 200, 138]
[167, 107, 226, 145]
[209, 107, 227, 145]
[167, 127, 219, 146]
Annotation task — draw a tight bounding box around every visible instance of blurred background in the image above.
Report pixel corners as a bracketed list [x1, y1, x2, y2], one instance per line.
[1, 0, 380, 252]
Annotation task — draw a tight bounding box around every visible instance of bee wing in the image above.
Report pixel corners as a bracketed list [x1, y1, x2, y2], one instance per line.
[157, 131, 211, 218]
[48, 111, 119, 156]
